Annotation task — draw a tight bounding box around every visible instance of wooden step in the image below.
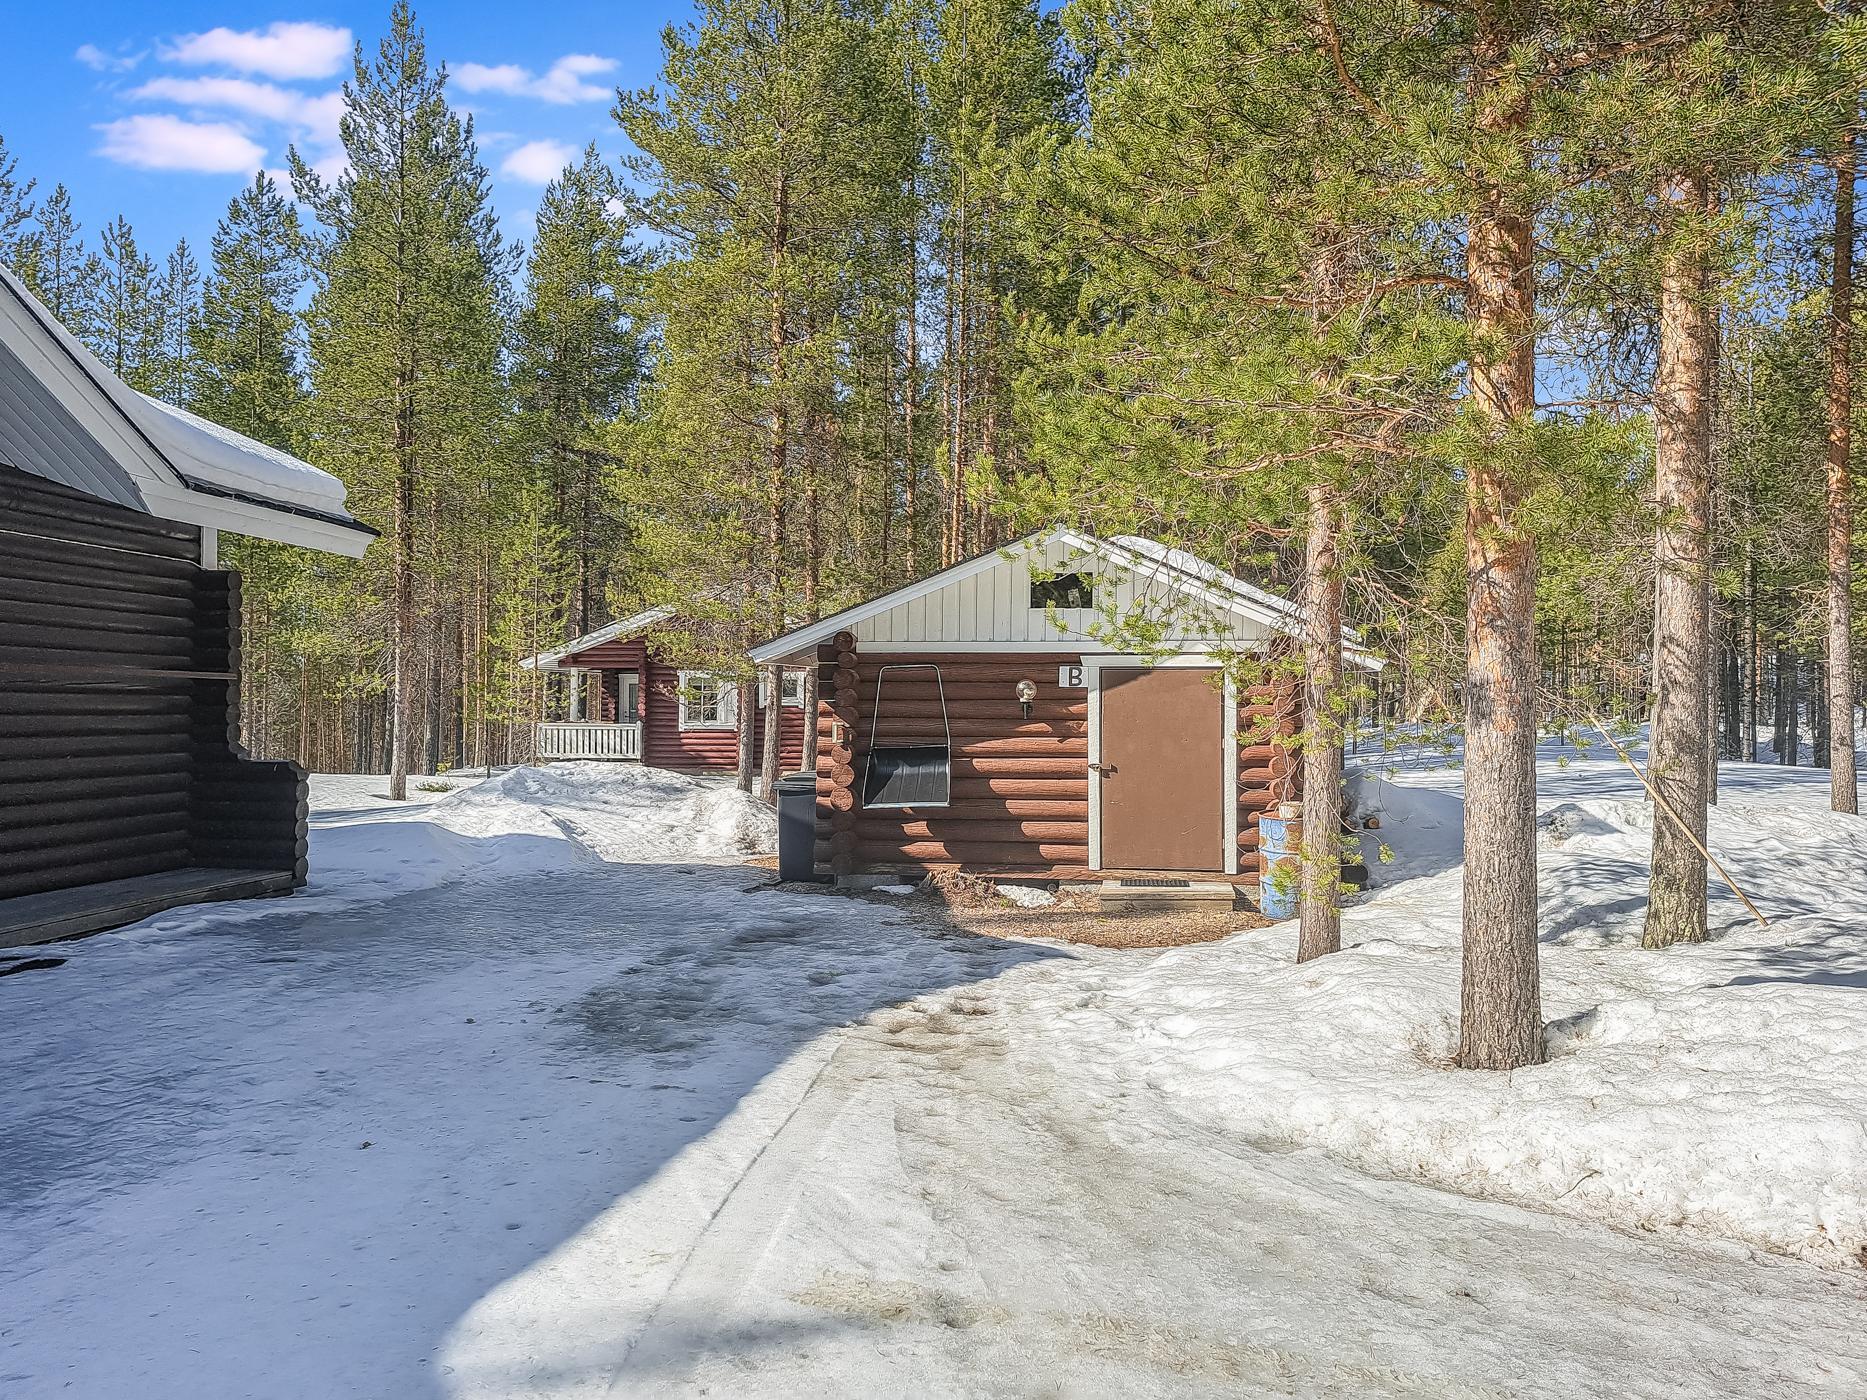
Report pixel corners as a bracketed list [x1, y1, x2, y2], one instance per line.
[1098, 878, 1246, 913]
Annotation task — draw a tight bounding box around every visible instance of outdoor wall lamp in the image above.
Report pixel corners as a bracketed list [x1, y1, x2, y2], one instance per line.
[1015, 678, 1037, 720]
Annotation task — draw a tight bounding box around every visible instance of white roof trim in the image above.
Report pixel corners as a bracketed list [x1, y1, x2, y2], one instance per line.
[0, 264, 373, 558]
[520, 606, 676, 671]
[749, 527, 1382, 669]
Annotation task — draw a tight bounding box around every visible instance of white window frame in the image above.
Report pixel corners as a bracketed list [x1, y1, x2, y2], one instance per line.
[759, 670, 809, 708]
[677, 671, 739, 731]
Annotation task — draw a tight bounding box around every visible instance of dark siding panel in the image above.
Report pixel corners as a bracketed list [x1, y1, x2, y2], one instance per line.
[0, 464, 305, 908]
[0, 335, 148, 510]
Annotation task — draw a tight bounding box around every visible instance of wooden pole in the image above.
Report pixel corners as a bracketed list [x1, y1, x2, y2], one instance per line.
[1587, 714, 1767, 927]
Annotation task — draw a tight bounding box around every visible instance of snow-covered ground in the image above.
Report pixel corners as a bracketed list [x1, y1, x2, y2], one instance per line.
[2, 754, 1864, 1397]
[1031, 737, 1867, 1267]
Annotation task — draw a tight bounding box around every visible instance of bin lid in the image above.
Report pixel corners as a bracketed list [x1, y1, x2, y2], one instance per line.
[775, 772, 817, 795]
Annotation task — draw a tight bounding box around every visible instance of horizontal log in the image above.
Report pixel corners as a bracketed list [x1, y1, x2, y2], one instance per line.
[0, 809, 187, 855]
[950, 777, 1087, 800]
[833, 630, 857, 651]
[848, 699, 1087, 722]
[856, 839, 1091, 865]
[1, 712, 191, 738]
[0, 752, 194, 784]
[858, 819, 1088, 844]
[0, 595, 196, 640]
[953, 756, 1086, 778]
[853, 663, 1082, 684]
[0, 688, 194, 717]
[851, 798, 1086, 821]
[0, 833, 189, 897]
[0, 789, 189, 828]
[850, 681, 1090, 703]
[0, 733, 198, 761]
[0, 772, 192, 809]
[0, 852, 190, 902]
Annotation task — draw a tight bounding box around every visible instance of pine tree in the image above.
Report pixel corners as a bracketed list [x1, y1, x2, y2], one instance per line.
[28, 185, 99, 336]
[150, 240, 202, 406]
[0, 133, 37, 276]
[193, 172, 306, 448]
[93, 215, 161, 388]
[513, 143, 641, 639]
[293, 1, 511, 800]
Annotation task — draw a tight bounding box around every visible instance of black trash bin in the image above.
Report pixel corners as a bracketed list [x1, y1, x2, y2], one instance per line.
[774, 771, 820, 882]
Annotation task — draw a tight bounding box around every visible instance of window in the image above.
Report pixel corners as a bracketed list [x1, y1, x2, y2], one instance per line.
[1031, 571, 1095, 610]
[759, 671, 808, 707]
[677, 672, 738, 731]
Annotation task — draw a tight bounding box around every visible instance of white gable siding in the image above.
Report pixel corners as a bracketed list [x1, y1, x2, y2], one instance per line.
[850, 535, 1277, 652]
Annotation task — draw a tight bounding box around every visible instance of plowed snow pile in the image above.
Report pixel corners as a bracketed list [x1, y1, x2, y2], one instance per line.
[432, 763, 777, 863]
[308, 764, 775, 901]
[1022, 743, 1867, 1266]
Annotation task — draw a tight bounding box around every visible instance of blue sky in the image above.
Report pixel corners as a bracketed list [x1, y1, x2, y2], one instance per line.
[0, 6, 685, 261]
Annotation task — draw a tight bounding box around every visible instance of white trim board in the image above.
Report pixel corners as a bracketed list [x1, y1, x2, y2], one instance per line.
[521, 606, 677, 672]
[749, 525, 1380, 669]
[1084, 654, 1239, 876]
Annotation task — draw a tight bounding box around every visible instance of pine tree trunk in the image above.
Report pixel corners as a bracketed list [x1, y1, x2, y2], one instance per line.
[760, 664, 783, 802]
[1828, 132, 1859, 812]
[1297, 483, 1344, 963]
[736, 679, 756, 793]
[1644, 173, 1713, 948]
[389, 371, 415, 802]
[1458, 6, 1543, 1070]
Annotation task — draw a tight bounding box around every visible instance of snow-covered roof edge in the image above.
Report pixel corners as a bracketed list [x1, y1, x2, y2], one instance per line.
[748, 527, 1382, 669]
[520, 606, 678, 671]
[0, 264, 374, 558]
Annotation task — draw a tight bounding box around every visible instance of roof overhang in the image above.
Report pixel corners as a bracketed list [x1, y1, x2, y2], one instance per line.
[749, 527, 1383, 671]
[520, 606, 677, 671]
[0, 264, 375, 558]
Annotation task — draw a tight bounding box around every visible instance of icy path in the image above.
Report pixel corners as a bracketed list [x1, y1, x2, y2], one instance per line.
[3, 763, 1864, 1398]
[600, 973, 1867, 1398]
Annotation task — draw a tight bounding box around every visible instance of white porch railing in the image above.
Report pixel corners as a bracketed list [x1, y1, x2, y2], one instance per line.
[536, 721, 643, 761]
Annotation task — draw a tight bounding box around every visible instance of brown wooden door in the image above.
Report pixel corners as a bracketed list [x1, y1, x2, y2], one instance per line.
[1097, 666, 1225, 871]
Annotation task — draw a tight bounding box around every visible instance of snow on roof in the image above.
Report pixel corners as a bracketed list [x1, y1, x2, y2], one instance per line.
[521, 606, 678, 671]
[129, 392, 350, 516]
[0, 261, 369, 553]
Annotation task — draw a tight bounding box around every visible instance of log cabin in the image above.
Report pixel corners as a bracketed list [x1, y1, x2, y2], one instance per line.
[519, 608, 806, 773]
[748, 529, 1379, 884]
[0, 265, 375, 947]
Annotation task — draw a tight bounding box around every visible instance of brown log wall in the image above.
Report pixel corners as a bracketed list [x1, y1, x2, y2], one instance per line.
[556, 635, 806, 772]
[0, 464, 306, 902]
[811, 639, 1300, 879]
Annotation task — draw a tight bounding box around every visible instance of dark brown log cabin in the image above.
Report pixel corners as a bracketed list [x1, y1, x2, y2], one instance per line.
[521, 608, 806, 772]
[748, 529, 1377, 883]
[0, 265, 375, 946]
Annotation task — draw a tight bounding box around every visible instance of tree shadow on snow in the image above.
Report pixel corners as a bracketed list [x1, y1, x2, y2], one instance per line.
[0, 832, 1062, 1400]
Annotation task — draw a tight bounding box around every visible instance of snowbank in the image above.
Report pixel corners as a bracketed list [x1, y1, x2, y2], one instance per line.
[308, 764, 776, 903]
[1026, 751, 1867, 1266]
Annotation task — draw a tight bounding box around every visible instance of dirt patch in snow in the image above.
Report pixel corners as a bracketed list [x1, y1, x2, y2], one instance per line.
[753, 870, 1267, 949]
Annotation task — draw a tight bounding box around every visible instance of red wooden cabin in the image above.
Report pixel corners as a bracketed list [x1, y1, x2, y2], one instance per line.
[520, 608, 806, 773]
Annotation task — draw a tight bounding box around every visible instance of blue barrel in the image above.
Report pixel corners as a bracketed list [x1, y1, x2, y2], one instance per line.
[1256, 814, 1301, 919]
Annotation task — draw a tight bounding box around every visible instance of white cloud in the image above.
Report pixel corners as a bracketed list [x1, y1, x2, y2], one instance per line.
[456, 53, 615, 104]
[131, 76, 344, 146]
[500, 139, 575, 184]
[75, 43, 143, 74]
[165, 22, 352, 81]
[96, 115, 266, 174]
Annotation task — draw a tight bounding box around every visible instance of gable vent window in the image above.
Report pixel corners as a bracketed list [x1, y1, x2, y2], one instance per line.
[1031, 572, 1094, 610]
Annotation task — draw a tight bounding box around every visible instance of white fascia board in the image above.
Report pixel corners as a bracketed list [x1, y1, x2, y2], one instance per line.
[139, 482, 373, 558]
[520, 605, 676, 671]
[747, 529, 1065, 662]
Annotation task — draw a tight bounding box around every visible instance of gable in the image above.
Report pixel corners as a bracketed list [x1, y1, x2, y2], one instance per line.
[752, 530, 1288, 661]
[0, 337, 148, 510]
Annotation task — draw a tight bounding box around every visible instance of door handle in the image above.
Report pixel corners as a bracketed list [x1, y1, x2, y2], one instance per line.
[1089, 762, 1116, 775]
